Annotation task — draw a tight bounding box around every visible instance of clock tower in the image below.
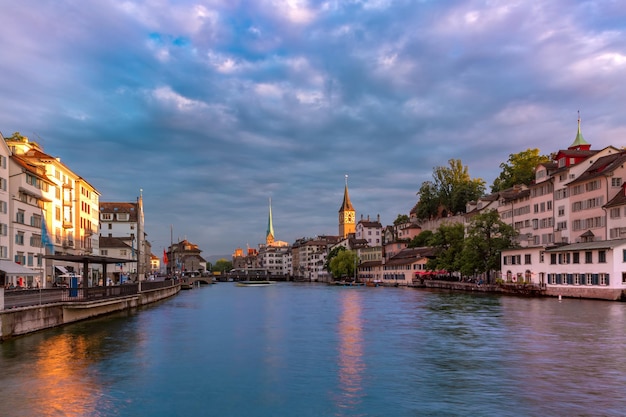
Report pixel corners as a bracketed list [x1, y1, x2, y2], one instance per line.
[338, 175, 356, 238]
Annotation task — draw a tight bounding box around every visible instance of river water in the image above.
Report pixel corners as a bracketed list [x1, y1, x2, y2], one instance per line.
[1, 283, 626, 417]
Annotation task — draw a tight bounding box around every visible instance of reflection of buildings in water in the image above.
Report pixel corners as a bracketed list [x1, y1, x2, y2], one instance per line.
[31, 334, 106, 416]
[336, 291, 365, 414]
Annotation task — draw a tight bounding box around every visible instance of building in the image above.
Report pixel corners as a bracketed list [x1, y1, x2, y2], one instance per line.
[166, 239, 206, 275]
[99, 195, 149, 280]
[4, 133, 101, 286]
[500, 118, 626, 300]
[355, 214, 383, 247]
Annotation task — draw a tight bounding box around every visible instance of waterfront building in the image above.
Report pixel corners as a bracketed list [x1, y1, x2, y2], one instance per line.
[382, 247, 433, 286]
[4, 133, 101, 285]
[99, 196, 149, 280]
[292, 236, 338, 281]
[166, 239, 206, 275]
[500, 119, 626, 300]
[5, 154, 47, 287]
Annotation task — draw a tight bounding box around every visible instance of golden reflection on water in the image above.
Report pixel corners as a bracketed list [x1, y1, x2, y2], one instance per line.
[335, 291, 365, 416]
[29, 333, 106, 417]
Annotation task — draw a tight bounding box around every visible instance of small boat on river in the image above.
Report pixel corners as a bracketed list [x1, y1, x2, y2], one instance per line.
[236, 280, 276, 287]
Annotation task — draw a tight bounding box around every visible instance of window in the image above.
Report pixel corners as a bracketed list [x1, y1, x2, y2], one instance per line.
[101, 250, 108, 256]
[0, 246, 7, 258]
[600, 273, 609, 286]
[102, 213, 113, 221]
[16, 209, 25, 224]
[612, 177, 622, 187]
[525, 254, 531, 264]
[599, 250, 607, 263]
[0, 200, 6, 214]
[0, 223, 7, 236]
[31, 214, 42, 228]
[585, 252, 593, 263]
[15, 231, 25, 245]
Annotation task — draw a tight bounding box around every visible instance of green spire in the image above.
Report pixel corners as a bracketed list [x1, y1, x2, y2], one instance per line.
[266, 198, 275, 244]
[570, 111, 590, 148]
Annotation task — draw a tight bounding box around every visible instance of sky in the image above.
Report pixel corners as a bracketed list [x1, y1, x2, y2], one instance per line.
[2, 0, 626, 260]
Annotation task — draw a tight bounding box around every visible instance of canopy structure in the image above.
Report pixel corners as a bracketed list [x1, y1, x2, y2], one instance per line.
[45, 254, 130, 288]
[0, 260, 42, 276]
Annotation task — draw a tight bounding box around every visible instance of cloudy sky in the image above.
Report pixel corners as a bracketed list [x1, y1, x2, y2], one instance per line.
[2, 0, 626, 259]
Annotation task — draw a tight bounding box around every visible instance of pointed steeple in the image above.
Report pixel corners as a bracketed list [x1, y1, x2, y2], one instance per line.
[569, 111, 591, 150]
[339, 174, 355, 212]
[266, 198, 275, 245]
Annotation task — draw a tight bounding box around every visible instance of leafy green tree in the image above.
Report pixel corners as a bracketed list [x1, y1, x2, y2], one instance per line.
[415, 181, 439, 220]
[393, 214, 410, 225]
[213, 258, 233, 273]
[491, 148, 551, 192]
[408, 230, 434, 248]
[460, 210, 518, 283]
[426, 222, 465, 274]
[329, 250, 358, 280]
[324, 246, 346, 272]
[415, 160, 485, 220]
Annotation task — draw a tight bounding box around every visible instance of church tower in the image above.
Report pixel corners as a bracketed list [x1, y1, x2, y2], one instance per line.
[338, 175, 356, 238]
[266, 197, 275, 245]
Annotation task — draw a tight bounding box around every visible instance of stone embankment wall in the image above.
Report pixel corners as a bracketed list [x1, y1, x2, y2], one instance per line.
[0, 285, 180, 340]
[413, 280, 626, 301]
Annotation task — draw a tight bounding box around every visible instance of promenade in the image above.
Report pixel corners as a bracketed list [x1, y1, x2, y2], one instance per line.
[0, 280, 181, 340]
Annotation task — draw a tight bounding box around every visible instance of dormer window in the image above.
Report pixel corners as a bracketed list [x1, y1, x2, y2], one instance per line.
[559, 157, 566, 168]
[116, 213, 130, 221]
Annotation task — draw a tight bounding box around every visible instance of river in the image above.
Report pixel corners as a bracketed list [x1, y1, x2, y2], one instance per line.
[1, 283, 626, 416]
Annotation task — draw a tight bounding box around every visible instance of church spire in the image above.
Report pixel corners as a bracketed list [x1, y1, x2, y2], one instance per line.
[339, 174, 355, 212]
[266, 197, 275, 245]
[569, 111, 591, 150]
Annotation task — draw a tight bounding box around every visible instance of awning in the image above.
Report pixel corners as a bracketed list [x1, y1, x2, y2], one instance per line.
[0, 260, 42, 276]
[55, 265, 69, 274]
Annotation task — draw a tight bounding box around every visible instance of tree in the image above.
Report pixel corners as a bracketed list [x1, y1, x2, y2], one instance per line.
[415, 159, 486, 220]
[415, 181, 439, 220]
[426, 222, 465, 274]
[491, 148, 551, 192]
[393, 214, 410, 225]
[213, 258, 233, 274]
[408, 230, 433, 248]
[460, 210, 518, 283]
[329, 250, 358, 280]
[324, 246, 346, 272]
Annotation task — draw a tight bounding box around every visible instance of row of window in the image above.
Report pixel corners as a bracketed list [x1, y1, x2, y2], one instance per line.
[503, 249, 625, 265]
[547, 273, 609, 286]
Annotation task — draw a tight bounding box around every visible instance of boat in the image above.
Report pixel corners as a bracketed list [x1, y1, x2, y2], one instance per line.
[236, 280, 276, 287]
[331, 280, 364, 287]
[180, 279, 194, 290]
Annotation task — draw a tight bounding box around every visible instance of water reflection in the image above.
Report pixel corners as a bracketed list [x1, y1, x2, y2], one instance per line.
[335, 290, 365, 416]
[30, 333, 105, 417]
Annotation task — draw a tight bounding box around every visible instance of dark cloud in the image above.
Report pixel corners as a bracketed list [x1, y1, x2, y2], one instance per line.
[2, 0, 626, 257]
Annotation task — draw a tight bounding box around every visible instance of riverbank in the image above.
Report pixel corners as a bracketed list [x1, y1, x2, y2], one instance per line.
[0, 283, 180, 341]
[410, 279, 626, 301]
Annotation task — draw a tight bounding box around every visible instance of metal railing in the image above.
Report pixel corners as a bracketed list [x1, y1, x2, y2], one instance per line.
[3, 280, 179, 310]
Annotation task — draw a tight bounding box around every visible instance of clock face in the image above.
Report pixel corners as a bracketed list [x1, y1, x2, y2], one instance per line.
[345, 212, 355, 223]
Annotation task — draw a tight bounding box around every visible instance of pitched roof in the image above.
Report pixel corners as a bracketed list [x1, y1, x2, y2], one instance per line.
[566, 151, 626, 186]
[545, 238, 626, 252]
[605, 184, 626, 208]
